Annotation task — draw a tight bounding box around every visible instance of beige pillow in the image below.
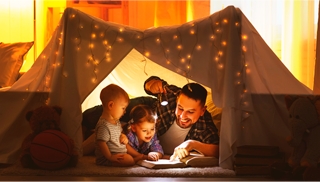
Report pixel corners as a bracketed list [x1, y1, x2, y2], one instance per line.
[0, 41, 34, 88]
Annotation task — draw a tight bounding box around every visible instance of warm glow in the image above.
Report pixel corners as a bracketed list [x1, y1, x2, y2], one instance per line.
[186, 0, 194, 22]
[0, 0, 34, 72]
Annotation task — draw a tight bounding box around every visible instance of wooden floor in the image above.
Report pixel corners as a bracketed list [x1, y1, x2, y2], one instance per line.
[0, 176, 275, 181]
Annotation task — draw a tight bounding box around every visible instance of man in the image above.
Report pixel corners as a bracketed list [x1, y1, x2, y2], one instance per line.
[144, 76, 219, 160]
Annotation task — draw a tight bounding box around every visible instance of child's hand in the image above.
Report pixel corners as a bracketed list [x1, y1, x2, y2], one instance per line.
[120, 133, 128, 145]
[110, 153, 125, 163]
[147, 152, 160, 161]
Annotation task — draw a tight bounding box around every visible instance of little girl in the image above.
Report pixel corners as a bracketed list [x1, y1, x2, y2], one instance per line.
[124, 104, 164, 161]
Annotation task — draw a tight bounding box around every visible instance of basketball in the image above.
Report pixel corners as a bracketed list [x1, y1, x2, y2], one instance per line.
[30, 130, 72, 170]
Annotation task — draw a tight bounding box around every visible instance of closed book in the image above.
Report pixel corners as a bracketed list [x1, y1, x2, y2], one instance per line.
[236, 145, 279, 157]
[234, 165, 271, 175]
[234, 153, 285, 166]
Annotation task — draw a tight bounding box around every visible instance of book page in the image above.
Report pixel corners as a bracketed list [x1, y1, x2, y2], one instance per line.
[136, 159, 186, 169]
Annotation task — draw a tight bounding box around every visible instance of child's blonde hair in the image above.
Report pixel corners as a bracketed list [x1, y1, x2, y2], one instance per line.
[100, 84, 129, 106]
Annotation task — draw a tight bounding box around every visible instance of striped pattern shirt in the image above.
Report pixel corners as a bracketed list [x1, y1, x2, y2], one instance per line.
[95, 118, 127, 164]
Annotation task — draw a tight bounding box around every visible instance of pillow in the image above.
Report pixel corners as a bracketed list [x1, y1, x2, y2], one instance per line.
[0, 41, 34, 88]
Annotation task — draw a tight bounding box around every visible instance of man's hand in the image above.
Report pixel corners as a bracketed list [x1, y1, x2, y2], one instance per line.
[169, 140, 194, 161]
[120, 133, 128, 145]
[146, 79, 166, 94]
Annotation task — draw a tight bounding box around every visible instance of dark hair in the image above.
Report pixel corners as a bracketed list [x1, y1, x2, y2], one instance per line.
[180, 83, 207, 106]
[122, 104, 157, 134]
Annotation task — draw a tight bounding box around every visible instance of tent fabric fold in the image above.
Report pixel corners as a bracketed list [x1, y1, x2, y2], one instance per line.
[0, 6, 312, 170]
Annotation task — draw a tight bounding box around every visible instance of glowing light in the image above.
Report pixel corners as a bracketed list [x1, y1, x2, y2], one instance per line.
[144, 52, 150, 57]
[190, 30, 195, 34]
[117, 37, 123, 42]
[223, 19, 228, 23]
[94, 25, 99, 29]
[222, 41, 227, 46]
[166, 60, 171, 64]
[242, 35, 248, 40]
[71, 14, 76, 18]
[196, 45, 201, 50]
[91, 33, 96, 39]
[89, 43, 94, 48]
[218, 64, 224, 69]
[187, 54, 191, 59]
[215, 57, 219, 62]
[177, 45, 182, 50]
[242, 46, 247, 52]
[173, 35, 178, 39]
[103, 40, 108, 45]
[210, 35, 215, 40]
[156, 38, 160, 43]
[235, 22, 239, 26]
[187, 65, 190, 69]
[119, 28, 124, 32]
[181, 58, 185, 63]
[246, 68, 251, 74]
[236, 72, 241, 76]
[218, 51, 223, 56]
[91, 78, 97, 83]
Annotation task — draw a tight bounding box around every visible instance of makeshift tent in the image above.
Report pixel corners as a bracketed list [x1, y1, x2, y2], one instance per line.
[0, 6, 313, 170]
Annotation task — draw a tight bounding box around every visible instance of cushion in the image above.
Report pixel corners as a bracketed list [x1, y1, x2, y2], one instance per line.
[0, 41, 34, 88]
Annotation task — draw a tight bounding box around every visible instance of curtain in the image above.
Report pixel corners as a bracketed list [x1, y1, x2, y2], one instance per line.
[314, 1, 320, 94]
[210, 0, 318, 90]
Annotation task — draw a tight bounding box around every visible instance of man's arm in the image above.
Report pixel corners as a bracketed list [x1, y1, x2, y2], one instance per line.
[170, 140, 219, 160]
[144, 76, 167, 96]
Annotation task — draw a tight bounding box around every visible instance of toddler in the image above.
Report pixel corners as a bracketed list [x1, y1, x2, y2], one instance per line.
[95, 84, 135, 167]
[124, 104, 164, 161]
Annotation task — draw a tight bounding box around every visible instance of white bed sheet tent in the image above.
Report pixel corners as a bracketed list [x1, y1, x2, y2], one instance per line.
[0, 6, 313, 170]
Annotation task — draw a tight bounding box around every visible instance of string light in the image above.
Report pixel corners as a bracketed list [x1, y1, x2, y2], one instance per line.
[23, 9, 252, 124]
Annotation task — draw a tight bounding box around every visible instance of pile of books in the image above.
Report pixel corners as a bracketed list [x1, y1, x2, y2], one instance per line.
[234, 145, 285, 175]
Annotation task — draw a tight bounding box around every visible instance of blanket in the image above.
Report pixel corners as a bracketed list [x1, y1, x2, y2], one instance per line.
[0, 156, 235, 177]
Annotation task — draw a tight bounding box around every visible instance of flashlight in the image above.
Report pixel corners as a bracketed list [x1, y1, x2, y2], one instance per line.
[159, 93, 168, 106]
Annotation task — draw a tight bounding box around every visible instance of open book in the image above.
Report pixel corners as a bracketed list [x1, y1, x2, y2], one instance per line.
[136, 152, 219, 169]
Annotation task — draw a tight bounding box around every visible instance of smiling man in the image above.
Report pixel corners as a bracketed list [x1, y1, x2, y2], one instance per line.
[144, 76, 220, 160]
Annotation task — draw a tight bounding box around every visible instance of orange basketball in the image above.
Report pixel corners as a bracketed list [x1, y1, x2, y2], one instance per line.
[30, 130, 72, 170]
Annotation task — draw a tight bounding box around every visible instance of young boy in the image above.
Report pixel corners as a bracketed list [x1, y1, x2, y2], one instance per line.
[95, 84, 135, 167]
